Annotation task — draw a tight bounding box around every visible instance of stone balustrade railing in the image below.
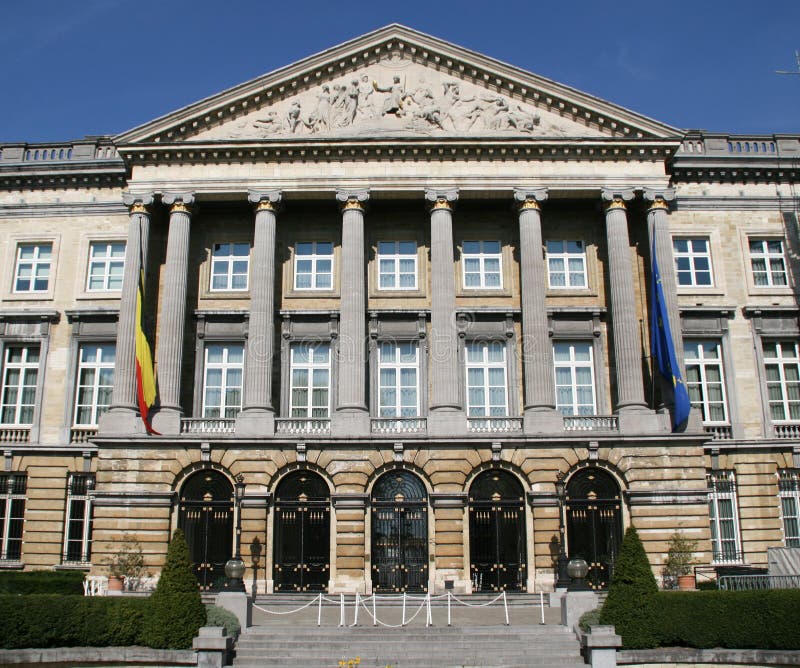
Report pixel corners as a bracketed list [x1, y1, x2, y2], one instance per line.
[70, 426, 98, 444]
[704, 424, 733, 440]
[467, 417, 523, 433]
[0, 138, 120, 164]
[0, 426, 31, 444]
[180, 418, 236, 434]
[275, 418, 331, 436]
[677, 132, 799, 158]
[774, 423, 800, 439]
[563, 415, 619, 432]
[370, 417, 427, 434]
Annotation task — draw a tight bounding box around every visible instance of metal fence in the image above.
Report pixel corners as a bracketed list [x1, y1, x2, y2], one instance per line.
[718, 574, 800, 591]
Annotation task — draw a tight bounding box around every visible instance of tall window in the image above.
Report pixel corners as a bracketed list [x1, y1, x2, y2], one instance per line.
[14, 243, 52, 293]
[202, 343, 244, 418]
[0, 473, 26, 562]
[673, 237, 713, 287]
[778, 469, 800, 548]
[553, 341, 596, 416]
[87, 241, 125, 291]
[377, 241, 417, 290]
[462, 241, 502, 289]
[63, 473, 94, 564]
[546, 240, 587, 289]
[74, 343, 115, 426]
[290, 343, 330, 418]
[749, 238, 788, 287]
[210, 242, 249, 291]
[378, 342, 419, 417]
[465, 341, 508, 417]
[1, 345, 39, 425]
[684, 340, 728, 424]
[763, 340, 800, 422]
[294, 242, 333, 290]
[707, 470, 742, 564]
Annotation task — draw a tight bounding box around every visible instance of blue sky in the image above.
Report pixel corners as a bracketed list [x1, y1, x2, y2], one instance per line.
[1, 0, 798, 142]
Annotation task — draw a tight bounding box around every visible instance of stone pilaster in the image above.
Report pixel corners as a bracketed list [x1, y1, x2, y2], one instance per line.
[430, 493, 469, 593]
[99, 192, 153, 435]
[601, 189, 654, 431]
[332, 493, 368, 593]
[514, 189, 562, 435]
[152, 193, 194, 435]
[236, 191, 281, 437]
[425, 188, 466, 436]
[332, 189, 370, 437]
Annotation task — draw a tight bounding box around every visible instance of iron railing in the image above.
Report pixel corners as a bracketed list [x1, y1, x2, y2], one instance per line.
[719, 574, 800, 591]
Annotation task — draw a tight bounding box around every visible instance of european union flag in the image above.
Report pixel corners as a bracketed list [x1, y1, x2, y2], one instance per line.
[651, 239, 691, 429]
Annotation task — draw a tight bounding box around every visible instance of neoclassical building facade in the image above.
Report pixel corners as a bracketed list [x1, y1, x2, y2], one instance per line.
[0, 25, 799, 593]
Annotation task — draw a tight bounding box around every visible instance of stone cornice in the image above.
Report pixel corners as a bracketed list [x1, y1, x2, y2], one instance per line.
[0, 201, 127, 218]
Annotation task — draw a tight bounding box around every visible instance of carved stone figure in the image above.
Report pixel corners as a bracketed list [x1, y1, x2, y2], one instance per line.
[308, 85, 331, 133]
[373, 76, 405, 116]
[357, 75, 375, 118]
[252, 110, 280, 134]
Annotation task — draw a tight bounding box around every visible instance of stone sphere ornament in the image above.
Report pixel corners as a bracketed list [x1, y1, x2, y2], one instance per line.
[224, 557, 246, 580]
[566, 558, 589, 579]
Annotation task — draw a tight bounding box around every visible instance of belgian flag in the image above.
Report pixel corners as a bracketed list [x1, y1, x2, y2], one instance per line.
[135, 250, 159, 435]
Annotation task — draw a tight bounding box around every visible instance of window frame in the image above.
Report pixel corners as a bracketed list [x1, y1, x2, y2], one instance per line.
[673, 236, 715, 288]
[464, 340, 509, 418]
[209, 241, 251, 293]
[85, 241, 126, 293]
[762, 339, 800, 424]
[62, 473, 94, 565]
[72, 342, 116, 428]
[201, 342, 245, 419]
[748, 237, 789, 289]
[683, 338, 729, 425]
[0, 473, 26, 563]
[778, 469, 800, 549]
[0, 344, 40, 426]
[293, 241, 335, 292]
[461, 240, 504, 291]
[546, 239, 587, 290]
[377, 340, 420, 417]
[13, 242, 53, 295]
[707, 470, 743, 565]
[553, 340, 597, 416]
[288, 341, 332, 418]
[376, 240, 418, 292]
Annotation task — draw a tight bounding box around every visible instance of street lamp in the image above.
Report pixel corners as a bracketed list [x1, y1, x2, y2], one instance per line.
[224, 474, 246, 592]
[555, 472, 570, 589]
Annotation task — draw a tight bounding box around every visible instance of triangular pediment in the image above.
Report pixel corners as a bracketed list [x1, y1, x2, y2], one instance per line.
[116, 25, 682, 146]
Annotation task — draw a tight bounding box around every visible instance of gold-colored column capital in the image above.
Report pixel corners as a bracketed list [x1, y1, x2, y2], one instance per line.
[162, 192, 195, 215]
[248, 190, 282, 212]
[122, 192, 154, 215]
[335, 188, 369, 212]
[424, 188, 459, 212]
[601, 188, 635, 213]
[513, 187, 548, 212]
[643, 187, 676, 213]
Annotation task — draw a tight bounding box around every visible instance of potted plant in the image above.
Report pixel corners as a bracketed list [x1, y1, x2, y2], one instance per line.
[663, 531, 698, 590]
[104, 537, 147, 592]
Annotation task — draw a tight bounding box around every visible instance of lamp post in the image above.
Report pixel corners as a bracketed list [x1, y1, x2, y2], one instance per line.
[555, 472, 570, 589]
[224, 474, 246, 592]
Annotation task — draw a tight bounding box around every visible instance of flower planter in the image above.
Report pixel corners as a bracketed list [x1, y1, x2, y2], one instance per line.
[107, 575, 125, 592]
[677, 574, 696, 591]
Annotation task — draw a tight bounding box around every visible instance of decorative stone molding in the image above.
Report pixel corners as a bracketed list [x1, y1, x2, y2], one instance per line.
[331, 493, 368, 509]
[430, 492, 468, 508]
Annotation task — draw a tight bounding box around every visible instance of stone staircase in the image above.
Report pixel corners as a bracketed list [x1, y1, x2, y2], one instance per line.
[232, 594, 586, 668]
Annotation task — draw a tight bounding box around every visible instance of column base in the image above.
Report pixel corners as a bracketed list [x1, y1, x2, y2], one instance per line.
[427, 408, 467, 437]
[331, 409, 370, 437]
[150, 407, 183, 436]
[235, 409, 275, 437]
[523, 407, 563, 435]
[97, 407, 148, 436]
[616, 406, 661, 434]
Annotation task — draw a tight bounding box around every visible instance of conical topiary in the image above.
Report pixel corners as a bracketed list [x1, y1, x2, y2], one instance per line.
[142, 529, 206, 649]
[599, 526, 659, 648]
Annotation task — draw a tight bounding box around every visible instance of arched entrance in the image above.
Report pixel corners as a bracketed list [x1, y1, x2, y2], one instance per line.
[565, 467, 623, 589]
[371, 470, 428, 592]
[178, 469, 233, 590]
[273, 470, 330, 592]
[468, 469, 527, 592]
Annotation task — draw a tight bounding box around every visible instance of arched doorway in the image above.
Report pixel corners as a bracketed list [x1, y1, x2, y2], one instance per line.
[178, 469, 233, 591]
[468, 469, 527, 592]
[565, 467, 623, 589]
[371, 470, 428, 592]
[273, 470, 330, 592]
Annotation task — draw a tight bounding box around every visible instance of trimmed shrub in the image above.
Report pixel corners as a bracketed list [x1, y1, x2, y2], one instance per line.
[206, 604, 241, 638]
[0, 594, 148, 649]
[141, 529, 205, 649]
[599, 526, 659, 649]
[578, 607, 601, 633]
[0, 570, 85, 595]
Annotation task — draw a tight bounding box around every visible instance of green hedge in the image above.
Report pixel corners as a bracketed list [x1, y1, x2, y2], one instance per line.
[0, 570, 85, 595]
[0, 595, 149, 649]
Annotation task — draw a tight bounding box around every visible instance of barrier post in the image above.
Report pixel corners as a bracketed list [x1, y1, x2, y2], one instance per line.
[373, 594, 377, 626]
[339, 593, 345, 627]
[447, 592, 451, 626]
[503, 591, 509, 626]
[317, 593, 322, 627]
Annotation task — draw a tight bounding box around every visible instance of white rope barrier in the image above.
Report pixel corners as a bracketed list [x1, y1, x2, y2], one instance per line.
[349, 593, 431, 628]
[253, 594, 322, 616]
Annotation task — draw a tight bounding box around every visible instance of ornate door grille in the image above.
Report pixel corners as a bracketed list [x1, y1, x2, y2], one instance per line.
[469, 470, 526, 591]
[178, 470, 233, 591]
[273, 471, 330, 592]
[371, 471, 428, 593]
[565, 468, 623, 589]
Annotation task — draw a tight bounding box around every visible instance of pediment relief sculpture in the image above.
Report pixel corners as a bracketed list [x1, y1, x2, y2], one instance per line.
[195, 61, 606, 141]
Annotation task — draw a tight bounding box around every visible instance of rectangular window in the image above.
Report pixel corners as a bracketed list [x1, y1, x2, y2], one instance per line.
[377, 241, 417, 290]
[749, 238, 788, 287]
[87, 241, 125, 291]
[210, 242, 250, 291]
[294, 242, 333, 290]
[684, 340, 728, 424]
[778, 469, 800, 548]
[763, 340, 800, 422]
[202, 343, 244, 418]
[465, 341, 508, 417]
[554, 341, 596, 416]
[290, 342, 330, 418]
[0, 473, 26, 562]
[378, 342, 419, 417]
[546, 240, 587, 289]
[673, 237, 713, 287]
[1, 345, 39, 425]
[63, 473, 94, 564]
[707, 470, 743, 564]
[462, 240, 502, 289]
[14, 243, 52, 293]
[74, 343, 115, 426]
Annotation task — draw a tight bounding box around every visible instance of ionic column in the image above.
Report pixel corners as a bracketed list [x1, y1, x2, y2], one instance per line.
[99, 193, 153, 435]
[425, 188, 466, 435]
[602, 189, 647, 412]
[152, 192, 194, 434]
[514, 189, 562, 434]
[236, 191, 281, 437]
[332, 189, 369, 436]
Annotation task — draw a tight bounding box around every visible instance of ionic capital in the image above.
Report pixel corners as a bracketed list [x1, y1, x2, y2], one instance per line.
[335, 189, 370, 211]
[601, 188, 635, 212]
[425, 188, 459, 211]
[643, 188, 676, 212]
[248, 190, 282, 212]
[122, 192, 154, 214]
[162, 192, 195, 214]
[514, 188, 548, 211]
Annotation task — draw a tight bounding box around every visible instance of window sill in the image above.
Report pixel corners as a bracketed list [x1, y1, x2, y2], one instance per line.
[2, 293, 54, 302]
[55, 563, 91, 571]
[0, 561, 23, 570]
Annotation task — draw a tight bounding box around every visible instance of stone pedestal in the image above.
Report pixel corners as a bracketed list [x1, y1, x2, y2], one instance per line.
[561, 590, 598, 632]
[193, 626, 233, 668]
[331, 409, 371, 437]
[427, 409, 468, 436]
[235, 410, 275, 437]
[215, 591, 252, 631]
[582, 625, 622, 668]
